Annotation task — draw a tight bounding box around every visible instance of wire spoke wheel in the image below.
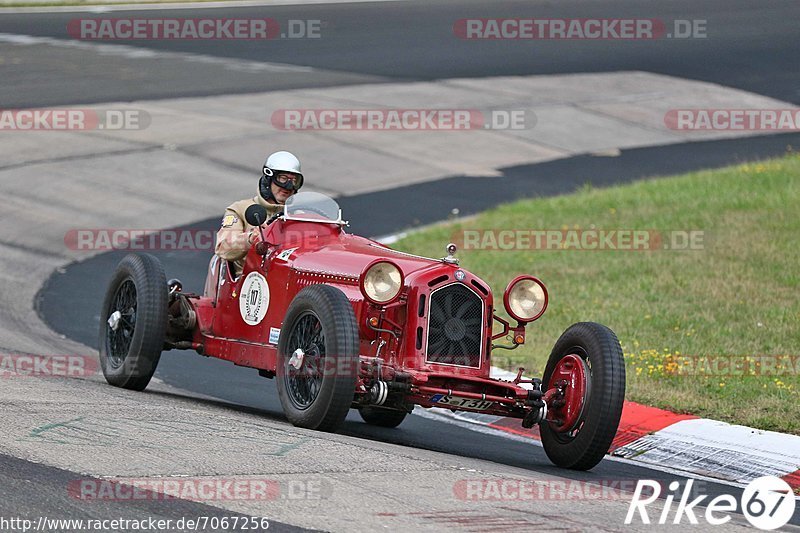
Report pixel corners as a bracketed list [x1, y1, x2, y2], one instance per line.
[106, 279, 138, 369]
[99, 253, 167, 391]
[276, 284, 358, 432]
[284, 312, 326, 410]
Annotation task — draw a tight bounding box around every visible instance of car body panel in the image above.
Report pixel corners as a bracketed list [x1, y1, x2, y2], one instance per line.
[174, 198, 534, 419]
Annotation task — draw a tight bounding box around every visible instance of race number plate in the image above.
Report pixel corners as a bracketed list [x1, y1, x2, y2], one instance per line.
[430, 394, 493, 411]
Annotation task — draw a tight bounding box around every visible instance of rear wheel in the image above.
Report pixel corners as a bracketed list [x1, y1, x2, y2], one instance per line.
[539, 322, 625, 470]
[98, 253, 167, 391]
[277, 285, 358, 432]
[359, 406, 407, 428]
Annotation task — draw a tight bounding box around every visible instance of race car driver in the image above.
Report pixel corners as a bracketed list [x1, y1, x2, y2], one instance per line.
[214, 150, 303, 275]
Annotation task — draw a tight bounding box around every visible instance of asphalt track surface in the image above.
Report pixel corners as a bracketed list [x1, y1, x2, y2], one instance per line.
[6, 0, 800, 528]
[0, 454, 308, 532]
[39, 132, 800, 527]
[1, 0, 800, 106]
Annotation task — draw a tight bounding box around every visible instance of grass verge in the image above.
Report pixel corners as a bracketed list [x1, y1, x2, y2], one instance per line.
[394, 153, 800, 434]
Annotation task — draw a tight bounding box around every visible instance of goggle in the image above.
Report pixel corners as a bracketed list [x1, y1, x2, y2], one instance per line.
[263, 166, 302, 187]
[273, 173, 301, 187]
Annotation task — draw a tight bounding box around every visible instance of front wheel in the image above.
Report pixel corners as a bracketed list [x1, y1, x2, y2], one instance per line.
[98, 253, 168, 391]
[276, 285, 359, 432]
[539, 322, 625, 470]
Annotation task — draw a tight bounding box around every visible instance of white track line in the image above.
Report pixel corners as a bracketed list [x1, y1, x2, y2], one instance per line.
[0, 0, 408, 14]
[0, 32, 314, 73]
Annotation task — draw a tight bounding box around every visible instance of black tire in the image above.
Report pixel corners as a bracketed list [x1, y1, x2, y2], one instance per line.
[277, 285, 358, 432]
[359, 406, 407, 428]
[98, 253, 167, 391]
[539, 322, 625, 471]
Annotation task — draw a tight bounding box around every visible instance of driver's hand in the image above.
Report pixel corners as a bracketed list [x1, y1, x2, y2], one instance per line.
[247, 228, 259, 245]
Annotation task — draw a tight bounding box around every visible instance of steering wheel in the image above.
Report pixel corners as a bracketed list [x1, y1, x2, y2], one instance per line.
[265, 210, 284, 225]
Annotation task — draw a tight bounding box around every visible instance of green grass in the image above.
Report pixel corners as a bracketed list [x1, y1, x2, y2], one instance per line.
[394, 153, 800, 434]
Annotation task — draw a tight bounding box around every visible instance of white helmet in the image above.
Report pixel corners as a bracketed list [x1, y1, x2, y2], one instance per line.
[263, 151, 302, 178]
[260, 151, 303, 202]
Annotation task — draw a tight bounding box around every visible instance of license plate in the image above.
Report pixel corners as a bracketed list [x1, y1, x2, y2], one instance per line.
[430, 394, 493, 411]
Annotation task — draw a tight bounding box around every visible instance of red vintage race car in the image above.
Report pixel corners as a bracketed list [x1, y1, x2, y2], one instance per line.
[99, 191, 625, 470]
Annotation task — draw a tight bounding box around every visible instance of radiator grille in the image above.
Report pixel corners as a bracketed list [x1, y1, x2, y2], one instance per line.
[426, 283, 483, 367]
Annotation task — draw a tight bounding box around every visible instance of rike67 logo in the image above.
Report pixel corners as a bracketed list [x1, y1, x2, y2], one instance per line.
[626, 476, 796, 530]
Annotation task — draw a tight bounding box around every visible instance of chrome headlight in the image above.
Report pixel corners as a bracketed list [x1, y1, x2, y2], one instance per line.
[360, 261, 403, 304]
[504, 276, 548, 323]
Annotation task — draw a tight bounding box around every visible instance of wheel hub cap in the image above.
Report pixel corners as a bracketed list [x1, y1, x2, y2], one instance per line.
[546, 354, 589, 433]
[107, 310, 122, 331]
[288, 348, 305, 370]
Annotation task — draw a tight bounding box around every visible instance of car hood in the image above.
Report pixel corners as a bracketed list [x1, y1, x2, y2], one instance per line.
[289, 233, 441, 279]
